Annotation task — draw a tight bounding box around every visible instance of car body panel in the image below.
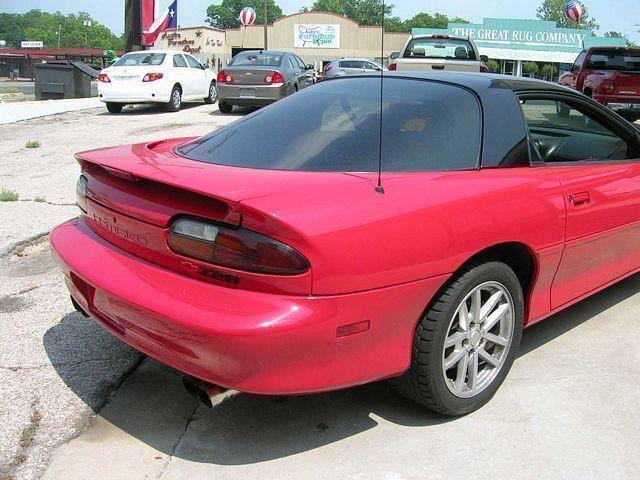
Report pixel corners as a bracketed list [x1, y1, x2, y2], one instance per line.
[394, 35, 483, 73]
[324, 58, 385, 78]
[51, 72, 640, 395]
[559, 47, 640, 119]
[217, 50, 313, 107]
[98, 50, 215, 105]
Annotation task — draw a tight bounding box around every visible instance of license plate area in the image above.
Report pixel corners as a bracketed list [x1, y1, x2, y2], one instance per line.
[240, 88, 257, 97]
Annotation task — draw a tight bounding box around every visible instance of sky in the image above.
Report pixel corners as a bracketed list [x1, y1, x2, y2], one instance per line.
[1, 0, 639, 42]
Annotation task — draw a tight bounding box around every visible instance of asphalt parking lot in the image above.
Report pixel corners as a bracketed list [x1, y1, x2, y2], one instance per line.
[1, 102, 640, 480]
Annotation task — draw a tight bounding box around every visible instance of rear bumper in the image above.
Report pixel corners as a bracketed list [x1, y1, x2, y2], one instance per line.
[217, 83, 287, 106]
[50, 218, 446, 394]
[98, 81, 171, 103]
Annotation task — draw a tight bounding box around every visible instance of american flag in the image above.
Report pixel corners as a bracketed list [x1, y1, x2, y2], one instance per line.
[563, 1, 585, 23]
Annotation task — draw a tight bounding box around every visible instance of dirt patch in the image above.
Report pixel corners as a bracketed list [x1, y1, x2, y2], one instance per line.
[0, 295, 27, 313]
[129, 122, 194, 135]
[3, 235, 56, 278]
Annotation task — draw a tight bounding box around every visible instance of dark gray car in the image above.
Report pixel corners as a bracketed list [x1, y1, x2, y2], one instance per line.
[217, 50, 314, 113]
[323, 58, 385, 78]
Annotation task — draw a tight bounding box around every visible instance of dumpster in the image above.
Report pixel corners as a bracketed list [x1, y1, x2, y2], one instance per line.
[33, 61, 99, 100]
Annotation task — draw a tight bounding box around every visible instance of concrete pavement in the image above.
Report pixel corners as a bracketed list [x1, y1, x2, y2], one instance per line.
[0, 97, 103, 125]
[42, 273, 640, 480]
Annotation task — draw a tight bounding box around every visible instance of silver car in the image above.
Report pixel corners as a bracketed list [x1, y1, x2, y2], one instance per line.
[216, 50, 315, 113]
[323, 58, 386, 78]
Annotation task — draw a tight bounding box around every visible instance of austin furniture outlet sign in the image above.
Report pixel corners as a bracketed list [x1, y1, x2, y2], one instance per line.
[294, 24, 340, 49]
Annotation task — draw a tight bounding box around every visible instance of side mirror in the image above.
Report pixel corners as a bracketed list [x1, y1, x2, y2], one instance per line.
[480, 55, 489, 63]
[306, 64, 315, 70]
[389, 51, 400, 60]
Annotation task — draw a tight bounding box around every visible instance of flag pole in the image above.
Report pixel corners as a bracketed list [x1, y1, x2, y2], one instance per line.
[263, 0, 268, 49]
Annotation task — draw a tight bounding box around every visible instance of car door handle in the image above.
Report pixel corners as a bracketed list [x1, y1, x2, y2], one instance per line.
[431, 65, 445, 70]
[568, 192, 590, 207]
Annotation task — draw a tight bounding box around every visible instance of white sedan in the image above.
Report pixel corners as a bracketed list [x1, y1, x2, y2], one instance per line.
[98, 50, 218, 113]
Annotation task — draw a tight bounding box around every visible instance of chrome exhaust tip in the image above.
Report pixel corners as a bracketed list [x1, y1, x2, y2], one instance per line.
[182, 375, 228, 408]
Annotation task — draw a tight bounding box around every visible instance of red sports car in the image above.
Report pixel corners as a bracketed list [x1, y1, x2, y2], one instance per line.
[51, 73, 640, 416]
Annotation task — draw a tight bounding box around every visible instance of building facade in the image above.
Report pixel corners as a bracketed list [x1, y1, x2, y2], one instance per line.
[154, 11, 407, 70]
[413, 18, 627, 76]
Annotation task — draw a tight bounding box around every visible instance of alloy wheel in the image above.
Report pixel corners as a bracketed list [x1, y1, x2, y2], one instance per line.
[442, 281, 515, 399]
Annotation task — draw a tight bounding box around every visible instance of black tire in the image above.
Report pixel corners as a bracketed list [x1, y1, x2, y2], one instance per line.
[204, 82, 218, 104]
[391, 261, 524, 416]
[166, 86, 182, 112]
[218, 101, 232, 114]
[106, 102, 123, 114]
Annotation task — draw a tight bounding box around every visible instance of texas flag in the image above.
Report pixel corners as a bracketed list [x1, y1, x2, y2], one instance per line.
[142, 0, 178, 47]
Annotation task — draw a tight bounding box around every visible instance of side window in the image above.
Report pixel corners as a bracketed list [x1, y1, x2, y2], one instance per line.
[520, 98, 632, 162]
[295, 56, 306, 69]
[340, 61, 354, 69]
[185, 55, 201, 69]
[365, 62, 379, 71]
[173, 55, 188, 68]
[288, 56, 297, 69]
[571, 52, 586, 72]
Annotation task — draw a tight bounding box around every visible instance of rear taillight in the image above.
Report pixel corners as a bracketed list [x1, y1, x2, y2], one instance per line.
[388, 63, 397, 71]
[324, 65, 333, 72]
[76, 175, 88, 212]
[480, 64, 489, 73]
[98, 73, 111, 83]
[264, 71, 284, 84]
[168, 218, 310, 275]
[142, 72, 163, 82]
[600, 79, 615, 93]
[217, 70, 234, 83]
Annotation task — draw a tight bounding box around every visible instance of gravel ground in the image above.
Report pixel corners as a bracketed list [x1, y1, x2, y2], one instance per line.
[0, 102, 242, 480]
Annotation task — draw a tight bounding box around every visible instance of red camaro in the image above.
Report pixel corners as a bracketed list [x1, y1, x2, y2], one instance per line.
[51, 73, 640, 416]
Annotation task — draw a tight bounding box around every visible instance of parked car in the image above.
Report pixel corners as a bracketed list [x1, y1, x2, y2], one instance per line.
[50, 72, 640, 416]
[216, 50, 314, 113]
[559, 46, 640, 121]
[390, 34, 488, 73]
[323, 58, 386, 78]
[97, 50, 218, 113]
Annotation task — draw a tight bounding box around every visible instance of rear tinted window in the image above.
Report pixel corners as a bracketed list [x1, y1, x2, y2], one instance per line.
[177, 77, 481, 172]
[113, 52, 165, 66]
[229, 52, 283, 67]
[404, 38, 477, 60]
[586, 49, 640, 71]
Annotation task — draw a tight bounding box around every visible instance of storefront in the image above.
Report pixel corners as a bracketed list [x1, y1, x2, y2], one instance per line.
[413, 18, 627, 76]
[154, 11, 407, 69]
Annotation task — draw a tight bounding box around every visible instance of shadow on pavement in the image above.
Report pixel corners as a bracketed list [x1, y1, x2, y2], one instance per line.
[43, 272, 640, 464]
[97, 102, 204, 116]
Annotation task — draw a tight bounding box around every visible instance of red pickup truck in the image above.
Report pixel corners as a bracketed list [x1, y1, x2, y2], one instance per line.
[559, 46, 640, 121]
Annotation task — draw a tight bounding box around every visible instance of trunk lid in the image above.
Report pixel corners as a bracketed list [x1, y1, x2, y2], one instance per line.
[613, 71, 640, 95]
[224, 66, 280, 85]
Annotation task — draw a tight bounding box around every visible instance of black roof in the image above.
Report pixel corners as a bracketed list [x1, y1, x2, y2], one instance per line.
[380, 71, 574, 95]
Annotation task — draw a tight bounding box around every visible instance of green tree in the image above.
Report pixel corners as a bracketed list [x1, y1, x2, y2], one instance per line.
[402, 12, 468, 31]
[541, 63, 557, 80]
[522, 61, 539, 77]
[485, 59, 500, 73]
[311, 0, 393, 26]
[206, 0, 284, 29]
[536, 0, 599, 31]
[0, 10, 123, 50]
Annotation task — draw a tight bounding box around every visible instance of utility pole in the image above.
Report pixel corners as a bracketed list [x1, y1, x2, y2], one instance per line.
[263, 0, 268, 50]
[57, 24, 61, 49]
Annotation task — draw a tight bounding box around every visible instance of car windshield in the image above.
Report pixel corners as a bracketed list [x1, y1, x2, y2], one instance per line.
[586, 49, 640, 71]
[228, 52, 283, 67]
[176, 77, 481, 172]
[113, 52, 166, 67]
[404, 38, 477, 60]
